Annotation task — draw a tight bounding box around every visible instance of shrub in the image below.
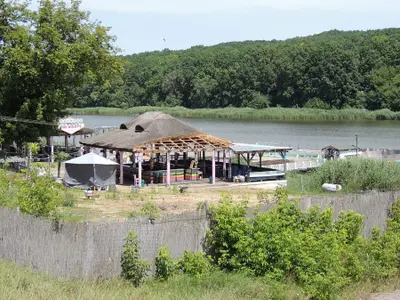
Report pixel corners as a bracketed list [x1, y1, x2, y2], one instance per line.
[121, 231, 150, 287]
[155, 246, 177, 280]
[15, 169, 63, 217]
[178, 250, 211, 277]
[140, 200, 159, 220]
[206, 194, 250, 271]
[206, 188, 400, 299]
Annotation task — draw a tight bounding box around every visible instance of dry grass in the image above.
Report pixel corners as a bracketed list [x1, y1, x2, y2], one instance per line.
[59, 184, 274, 222]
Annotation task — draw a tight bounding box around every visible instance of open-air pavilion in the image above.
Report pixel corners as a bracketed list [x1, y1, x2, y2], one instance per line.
[80, 112, 232, 185]
[229, 143, 293, 182]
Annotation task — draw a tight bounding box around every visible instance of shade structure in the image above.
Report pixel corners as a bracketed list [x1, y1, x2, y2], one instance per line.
[64, 153, 118, 189]
[80, 112, 231, 153]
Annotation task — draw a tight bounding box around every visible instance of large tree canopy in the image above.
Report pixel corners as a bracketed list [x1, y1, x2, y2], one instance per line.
[75, 28, 400, 113]
[0, 0, 123, 145]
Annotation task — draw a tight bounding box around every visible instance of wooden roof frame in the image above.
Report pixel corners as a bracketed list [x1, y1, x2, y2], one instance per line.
[132, 133, 232, 154]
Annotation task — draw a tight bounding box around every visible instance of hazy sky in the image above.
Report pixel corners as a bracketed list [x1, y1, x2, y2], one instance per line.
[37, 0, 400, 54]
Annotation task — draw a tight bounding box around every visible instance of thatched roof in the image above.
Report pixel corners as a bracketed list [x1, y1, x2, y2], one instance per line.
[80, 112, 231, 153]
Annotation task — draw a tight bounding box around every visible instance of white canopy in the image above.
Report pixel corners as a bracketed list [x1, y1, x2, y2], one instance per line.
[64, 152, 118, 165]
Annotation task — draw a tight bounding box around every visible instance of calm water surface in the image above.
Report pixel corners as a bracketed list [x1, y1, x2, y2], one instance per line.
[73, 115, 400, 150]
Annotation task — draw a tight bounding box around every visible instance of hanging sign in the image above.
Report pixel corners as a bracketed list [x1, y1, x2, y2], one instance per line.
[58, 118, 85, 135]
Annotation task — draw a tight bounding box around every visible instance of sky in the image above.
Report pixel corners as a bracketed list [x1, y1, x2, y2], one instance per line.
[37, 0, 400, 54]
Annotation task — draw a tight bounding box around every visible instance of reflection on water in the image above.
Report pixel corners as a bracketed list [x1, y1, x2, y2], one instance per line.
[66, 115, 400, 150]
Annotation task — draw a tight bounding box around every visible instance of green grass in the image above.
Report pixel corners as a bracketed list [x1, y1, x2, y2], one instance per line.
[1, 259, 400, 300]
[69, 106, 400, 121]
[287, 158, 400, 195]
[0, 259, 305, 300]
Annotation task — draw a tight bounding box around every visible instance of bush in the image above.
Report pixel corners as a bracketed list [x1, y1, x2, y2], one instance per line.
[155, 246, 177, 280]
[206, 188, 400, 299]
[140, 200, 159, 220]
[15, 169, 63, 217]
[178, 250, 211, 277]
[121, 231, 150, 287]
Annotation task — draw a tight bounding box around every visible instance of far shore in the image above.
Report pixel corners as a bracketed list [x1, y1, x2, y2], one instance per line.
[68, 106, 400, 122]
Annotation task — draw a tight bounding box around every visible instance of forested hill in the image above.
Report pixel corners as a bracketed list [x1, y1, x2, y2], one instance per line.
[74, 28, 400, 111]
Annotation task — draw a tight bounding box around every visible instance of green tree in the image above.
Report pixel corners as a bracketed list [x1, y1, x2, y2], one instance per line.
[121, 231, 150, 287]
[0, 0, 123, 146]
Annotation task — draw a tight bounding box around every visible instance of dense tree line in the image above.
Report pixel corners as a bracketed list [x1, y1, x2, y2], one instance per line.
[74, 28, 400, 111]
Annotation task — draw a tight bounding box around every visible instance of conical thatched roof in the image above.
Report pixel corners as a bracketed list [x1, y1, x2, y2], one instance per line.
[120, 112, 200, 137]
[80, 112, 231, 153]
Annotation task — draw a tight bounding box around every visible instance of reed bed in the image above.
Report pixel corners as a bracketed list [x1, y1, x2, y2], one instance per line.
[287, 158, 400, 194]
[69, 107, 400, 121]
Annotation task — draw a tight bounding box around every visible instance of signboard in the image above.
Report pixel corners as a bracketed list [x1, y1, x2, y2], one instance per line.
[58, 118, 85, 135]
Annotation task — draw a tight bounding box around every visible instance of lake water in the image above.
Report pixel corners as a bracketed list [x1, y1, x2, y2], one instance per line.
[73, 114, 400, 150]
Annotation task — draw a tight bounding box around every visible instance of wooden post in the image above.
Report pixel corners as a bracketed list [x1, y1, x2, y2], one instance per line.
[50, 136, 54, 163]
[166, 152, 171, 186]
[247, 153, 251, 182]
[119, 151, 124, 185]
[212, 150, 216, 184]
[138, 156, 142, 188]
[280, 151, 287, 172]
[64, 135, 68, 151]
[202, 150, 206, 176]
[222, 150, 227, 179]
[228, 152, 232, 181]
[259, 152, 263, 168]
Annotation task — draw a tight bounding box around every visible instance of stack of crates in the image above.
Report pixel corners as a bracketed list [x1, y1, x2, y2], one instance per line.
[174, 169, 185, 182]
[185, 168, 199, 181]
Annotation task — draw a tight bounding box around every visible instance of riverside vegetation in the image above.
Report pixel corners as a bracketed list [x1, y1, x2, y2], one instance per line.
[70, 106, 400, 121]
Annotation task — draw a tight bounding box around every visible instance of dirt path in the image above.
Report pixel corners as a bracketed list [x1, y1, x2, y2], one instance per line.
[360, 291, 400, 300]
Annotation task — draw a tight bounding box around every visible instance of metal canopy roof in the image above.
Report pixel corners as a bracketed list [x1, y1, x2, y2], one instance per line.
[230, 143, 292, 154]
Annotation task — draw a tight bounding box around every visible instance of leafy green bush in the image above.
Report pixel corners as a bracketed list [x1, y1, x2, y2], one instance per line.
[178, 250, 211, 277]
[140, 200, 159, 220]
[15, 169, 63, 217]
[206, 194, 250, 271]
[121, 231, 150, 287]
[155, 246, 177, 281]
[207, 188, 400, 299]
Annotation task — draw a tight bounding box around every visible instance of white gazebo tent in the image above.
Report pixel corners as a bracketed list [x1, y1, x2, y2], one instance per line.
[64, 153, 118, 189]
